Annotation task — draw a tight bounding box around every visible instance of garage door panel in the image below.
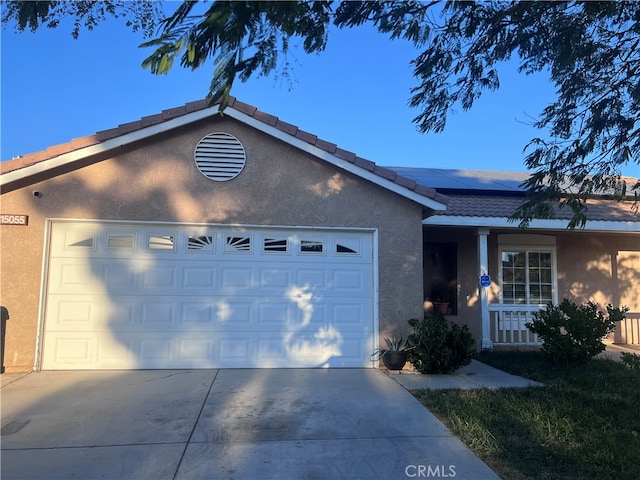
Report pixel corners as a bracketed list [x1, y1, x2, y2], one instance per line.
[257, 302, 295, 325]
[141, 302, 177, 326]
[44, 331, 373, 369]
[141, 265, 178, 288]
[43, 222, 376, 369]
[178, 338, 213, 362]
[182, 267, 217, 289]
[46, 297, 135, 331]
[48, 295, 373, 332]
[332, 303, 372, 329]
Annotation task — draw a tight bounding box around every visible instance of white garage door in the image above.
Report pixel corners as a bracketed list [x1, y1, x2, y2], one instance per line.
[41, 221, 376, 369]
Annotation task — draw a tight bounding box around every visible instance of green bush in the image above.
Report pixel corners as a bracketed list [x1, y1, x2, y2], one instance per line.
[407, 311, 475, 374]
[525, 299, 627, 364]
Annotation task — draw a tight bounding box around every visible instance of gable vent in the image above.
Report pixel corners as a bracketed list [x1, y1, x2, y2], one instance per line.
[194, 132, 246, 181]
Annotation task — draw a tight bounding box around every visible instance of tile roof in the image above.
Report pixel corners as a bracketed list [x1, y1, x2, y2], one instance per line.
[438, 194, 639, 223]
[0, 97, 446, 206]
[389, 167, 640, 196]
[2, 97, 636, 228]
[389, 167, 639, 225]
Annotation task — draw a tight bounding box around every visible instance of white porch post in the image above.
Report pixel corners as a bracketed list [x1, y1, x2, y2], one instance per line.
[477, 228, 493, 349]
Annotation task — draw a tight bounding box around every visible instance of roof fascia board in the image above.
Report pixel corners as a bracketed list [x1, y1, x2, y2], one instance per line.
[0, 107, 220, 188]
[423, 215, 640, 233]
[223, 108, 447, 211]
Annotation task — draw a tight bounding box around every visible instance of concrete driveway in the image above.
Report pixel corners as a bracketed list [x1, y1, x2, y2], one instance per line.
[1, 369, 500, 480]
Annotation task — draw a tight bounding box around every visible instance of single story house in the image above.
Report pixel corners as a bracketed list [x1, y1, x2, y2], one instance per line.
[1, 98, 638, 372]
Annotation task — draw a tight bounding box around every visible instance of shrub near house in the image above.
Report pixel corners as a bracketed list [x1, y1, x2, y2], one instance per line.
[407, 311, 475, 374]
[526, 299, 627, 364]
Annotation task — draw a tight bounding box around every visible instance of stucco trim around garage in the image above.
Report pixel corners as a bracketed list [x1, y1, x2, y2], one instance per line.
[0, 97, 447, 213]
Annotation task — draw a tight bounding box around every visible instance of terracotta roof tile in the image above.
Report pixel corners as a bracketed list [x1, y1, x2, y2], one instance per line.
[414, 183, 438, 199]
[1, 156, 28, 173]
[253, 110, 278, 126]
[162, 105, 187, 120]
[21, 151, 49, 165]
[395, 175, 417, 190]
[229, 99, 257, 116]
[275, 119, 298, 136]
[70, 136, 99, 149]
[295, 130, 318, 145]
[355, 157, 375, 171]
[373, 166, 397, 181]
[185, 99, 210, 112]
[95, 128, 120, 142]
[140, 113, 164, 128]
[335, 148, 356, 163]
[315, 139, 338, 154]
[118, 120, 143, 135]
[45, 144, 73, 158]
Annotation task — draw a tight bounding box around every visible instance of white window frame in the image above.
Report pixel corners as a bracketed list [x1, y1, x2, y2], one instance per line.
[497, 245, 558, 306]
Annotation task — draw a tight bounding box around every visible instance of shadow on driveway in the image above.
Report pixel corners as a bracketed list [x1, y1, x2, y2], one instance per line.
[1, 369, 500, 479]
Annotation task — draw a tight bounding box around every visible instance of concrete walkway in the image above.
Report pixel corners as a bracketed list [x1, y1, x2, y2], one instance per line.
[1, 368, 500, 480]
[387, 344, 639, 391]
[388, 359, 544, 390]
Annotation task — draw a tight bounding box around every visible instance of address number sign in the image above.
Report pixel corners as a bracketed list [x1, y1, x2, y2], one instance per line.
[1, 214, 29, 226]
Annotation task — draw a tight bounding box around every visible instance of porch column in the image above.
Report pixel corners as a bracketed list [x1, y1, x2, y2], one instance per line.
[477, 228, 493, 349]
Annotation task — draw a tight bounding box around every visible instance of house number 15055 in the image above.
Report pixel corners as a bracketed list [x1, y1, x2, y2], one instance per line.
[0, 214, 29, 225]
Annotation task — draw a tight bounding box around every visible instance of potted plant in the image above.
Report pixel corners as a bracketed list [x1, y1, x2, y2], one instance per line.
[371, 336, 412, 370]
[430, 280, 450, 315]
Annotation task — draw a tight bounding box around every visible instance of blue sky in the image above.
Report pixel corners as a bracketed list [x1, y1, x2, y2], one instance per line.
[2, 5, 636, 177]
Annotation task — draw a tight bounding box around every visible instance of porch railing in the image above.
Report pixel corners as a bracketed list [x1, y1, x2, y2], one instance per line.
[488, 304, 544, 346]
[488, 305, 640, 347]
[615, 312, 640, 345]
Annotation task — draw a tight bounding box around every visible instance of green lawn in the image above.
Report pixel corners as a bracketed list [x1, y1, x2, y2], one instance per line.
[412, 351, 640, 480]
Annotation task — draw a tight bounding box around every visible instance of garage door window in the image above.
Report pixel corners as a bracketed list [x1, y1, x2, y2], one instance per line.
[107, 233, 135, 249]
[264, 237, 288, 253]
[187, 235, 214, 252]
[148, 235, 175, 251]
[225, 235, 252, 253]
[336, 237, 360, 255]
[300, 239, 324, 254]
[65, 230, 95, 249]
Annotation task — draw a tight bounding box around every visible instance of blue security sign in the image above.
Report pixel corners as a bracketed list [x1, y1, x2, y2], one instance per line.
[479, 274, 491, 287]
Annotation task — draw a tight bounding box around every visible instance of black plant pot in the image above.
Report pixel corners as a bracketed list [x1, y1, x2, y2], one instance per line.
[382, 351, 408, 370]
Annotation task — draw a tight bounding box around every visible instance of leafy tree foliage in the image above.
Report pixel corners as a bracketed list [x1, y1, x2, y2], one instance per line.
[3, 1, 639, 227]
[1, 1, 162, 39]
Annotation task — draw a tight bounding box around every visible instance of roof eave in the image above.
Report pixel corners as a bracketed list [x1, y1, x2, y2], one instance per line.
[423, 215, 640, 233]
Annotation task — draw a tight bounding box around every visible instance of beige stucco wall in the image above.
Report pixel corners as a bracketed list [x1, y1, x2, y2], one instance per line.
[0, 116, 425, 371]
[422, 227, 639, 348]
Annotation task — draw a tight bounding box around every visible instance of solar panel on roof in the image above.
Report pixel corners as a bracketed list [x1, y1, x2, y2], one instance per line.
[388, 168, 529, 192]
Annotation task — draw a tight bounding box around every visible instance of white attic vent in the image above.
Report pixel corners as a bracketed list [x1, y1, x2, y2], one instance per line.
[194, 132, 246, 181]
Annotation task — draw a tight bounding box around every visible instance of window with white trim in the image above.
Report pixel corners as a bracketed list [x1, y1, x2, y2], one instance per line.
[499, 248, 556, 305]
